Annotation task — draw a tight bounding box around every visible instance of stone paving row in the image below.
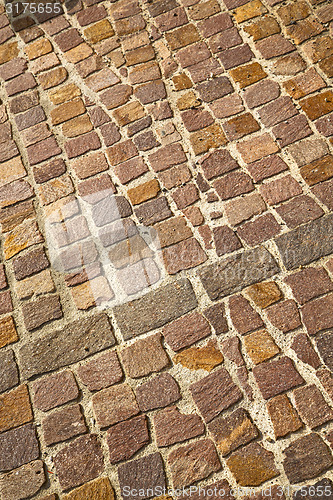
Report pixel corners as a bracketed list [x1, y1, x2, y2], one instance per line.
[0, 0, 333, 497]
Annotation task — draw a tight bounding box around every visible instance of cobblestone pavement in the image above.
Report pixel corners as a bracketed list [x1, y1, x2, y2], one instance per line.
[1, 0, 333, 497]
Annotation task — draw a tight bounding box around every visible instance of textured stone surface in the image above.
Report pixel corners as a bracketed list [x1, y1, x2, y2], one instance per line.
[77, 351, 123, 391]
[198, 247, 279, 300]
[190, 367, 243, 422]
[208, 408, 258, 456]
[253, 357, 304, 399]
[92, 383, 139, 428]
[120, 333, 169, 377]
[19, 314, 115, 378]
[62, 477, 114, 500]
[283, 433, 333, 483]
[154, 406, 204, 447]
[267, 394, 303, 438]
[32, 370, 79, 411]
[42, 404, 87, 445]
[0, 385, 33, 433]
[0, 424, 39, 472]
[168, 439, 221, 488]
[163, 312, 211, 351]
[106, 415, 149, 463]
[54, 435, 104, 491]
[244, 329, 280, 364]
[136, 373, 181, 411]
[174, 340, 223, 371]
[0, 460, 45, 500]
[118, 453, 166, 500]
[0, 350, 19, 394]
[226, 443, 279, 486]
[114, 278, 197, 339]
[275, 213, 333, 269]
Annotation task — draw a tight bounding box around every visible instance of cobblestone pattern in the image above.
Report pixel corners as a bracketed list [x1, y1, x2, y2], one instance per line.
[0, 0, 333, 498]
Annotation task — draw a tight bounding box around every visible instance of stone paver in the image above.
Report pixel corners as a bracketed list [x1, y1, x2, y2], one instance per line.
[1, 0, 333, 496]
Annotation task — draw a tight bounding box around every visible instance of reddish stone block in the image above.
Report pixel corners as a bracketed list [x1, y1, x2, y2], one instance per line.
[32, 370, 79, 411]
[203, 303, 229, 335]
[163, 312, 211, 351]
[229, 294, 264, 335]
[27, 136, 62, 165]
[0, 291, 13, 315]
[134, 79, 166, 104]
[172, 183, 199, 209]
[190, 367, 243, 422]
[256, 34, 295, 59]
[243, 80, 280, 109]
[237, 134, 279, 163]
[214, 171, 254, 200]
[6, 73, 36, 96]
[209, 93, 244, 119]
[163, 237, 207, 274]
[253, 356, 304, 399]
[237, 213, 281, 246]
[154, 406, 204, 447]
[276, 195, 324, 229]
[106, 415, 149, 464]
[293, 384, 333, 429]
[77, 351, 123, 391]
[315, 112, 333, 137]
[200, 149, 238, 180]
[266, 299, 301, 333]
[0, 423, 39, 472]
[291, 332, 321, 369]
[42, 404, 87, 446]
[168, 439, 221, 488]
[223, 112, 260, 141]
[285, 267, 333, 305]
[107, 139, 137, 165]
[0, 265, 7, 290]
[54, 435, 104, 491]
[118, 453, 166, 500]
[312, 178, 333, 210]
[136, 373, 181, 411]
[0, 58, 27, 81]
[149, 143, 186, 172]
[208, 27, 242, 53]
[155, 7, 188, 32]
[273, 114, 312, 147]
[65, 131, 101, 159]
[260, 175, 302, 205]
[77, 4, 107, 26]
[258, 96, 298, 127]
[181, 108, 214, 132]
[198, 12, 233, 37]
[213, 225, 242, 256]
[54, 28, 83, 51]
[218, 44, 254, 69]
[176, 42, 210, 68]
[301, 293, 333, 335]
[100, 84, 132, 110]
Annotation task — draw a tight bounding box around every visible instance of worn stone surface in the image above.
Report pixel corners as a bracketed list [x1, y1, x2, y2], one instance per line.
[136, 373, 181, 411]
[154, 406, 204, 447]
[62, 477, 114, 500]
[2, 0, 333, 492]
[0, 350, 18, 394]
[106, 415, 149, 463]
[0, 460, 45, 500]
[208, 408, 258, 456]
[293, 384, 333, 429]
[0, 423, 39, 472]
[92, 382, 139, 428]
[32, 370, 79, 411]
[114, 278, 197, 339]
[226, 442, 279, 486]
[190, 367, 243, 422]
[275, 214, 333, 269]
[120, 333, 169, 377]
[54, 435, 104, 491]
[42, 404, 87, 445]
[267, 394, 303, 439]
[253, 357, 304, 399]
[174, 340, 223, 371]
[118, 453, 166, 500]
[168, 439, 221, 488]
[198, 247, 280, 300]
[18, 314, 115, 378]
[283, 433, 333, 483]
